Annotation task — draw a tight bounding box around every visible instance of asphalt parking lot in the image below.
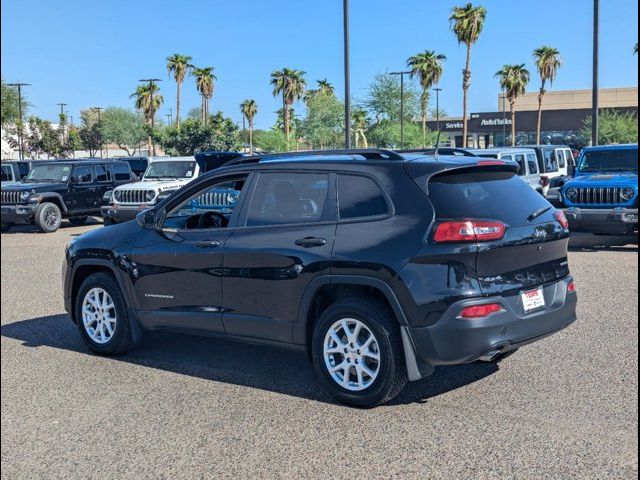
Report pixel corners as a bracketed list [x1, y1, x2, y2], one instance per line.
[1, 221, 638, 479]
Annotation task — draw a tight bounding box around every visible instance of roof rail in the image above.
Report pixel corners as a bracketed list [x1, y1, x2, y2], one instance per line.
[223, 148, 405, 167]
[397, 148, 478, 157]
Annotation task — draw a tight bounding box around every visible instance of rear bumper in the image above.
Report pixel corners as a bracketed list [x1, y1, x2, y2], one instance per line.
[564, 207, 638, 235]
[1, 204, 37, 224]
[408, 277, 577, 368]
[101, 205, 142, 224]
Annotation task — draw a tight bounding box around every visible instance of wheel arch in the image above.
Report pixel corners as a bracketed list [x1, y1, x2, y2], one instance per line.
[37, 193, 68, 212]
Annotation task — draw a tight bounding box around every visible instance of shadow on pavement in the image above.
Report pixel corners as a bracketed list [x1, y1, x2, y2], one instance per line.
[568, 233, 638, 252]
[1, 313, 499, 407]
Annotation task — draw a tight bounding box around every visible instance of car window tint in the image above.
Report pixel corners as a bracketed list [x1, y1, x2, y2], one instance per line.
[246, 173, 329, 227]
[1, 165, 11, 181]
[527, 154, 539, 174]
[556, 149, 566, 169]
[338, 174, 388, 220]
[544, 149, 559, 172]
[112, 164, 131, 181]
[513, 154, 525, 176]
[73, 166, 93, 183]
[95, 165, 111, 182]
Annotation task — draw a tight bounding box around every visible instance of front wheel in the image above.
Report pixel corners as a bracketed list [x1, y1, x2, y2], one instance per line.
[312, 298, 407, 407]
[34, 202, 62, 233]
[75, 272, 138, 355]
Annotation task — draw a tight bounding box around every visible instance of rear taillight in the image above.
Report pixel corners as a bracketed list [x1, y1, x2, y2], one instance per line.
[540, 175, 550, 187]
[477, 160, 505, 166]
[567, 280, 576, 293]
[554, 210, 569, 229]
[434, 220, 506, 243]
[459, 303, 504, 319]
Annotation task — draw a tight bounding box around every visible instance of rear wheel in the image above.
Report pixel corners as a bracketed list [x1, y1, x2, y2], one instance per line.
[34, 202, 62, 233]
[75, 272, 137, 355]
[69, 216, 88, 226]
[312, 298, 407, 407]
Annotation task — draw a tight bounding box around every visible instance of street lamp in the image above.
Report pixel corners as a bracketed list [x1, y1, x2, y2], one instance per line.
[92, 107, 103, 157]
[433, 88, 442, 146]
[7, 82, 30, 161]
[502, 88, 507, 146]
[592, 0, 599, 146]
[139, 78, 162, 155]
[389, 70, 411, 149]
[343, 0, 351, 149]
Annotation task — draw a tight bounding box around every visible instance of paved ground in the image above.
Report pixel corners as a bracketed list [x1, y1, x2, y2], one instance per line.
[1, 221, 638, 479]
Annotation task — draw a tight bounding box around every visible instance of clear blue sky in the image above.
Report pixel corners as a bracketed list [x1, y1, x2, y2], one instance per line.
[2, 0, 638, 129]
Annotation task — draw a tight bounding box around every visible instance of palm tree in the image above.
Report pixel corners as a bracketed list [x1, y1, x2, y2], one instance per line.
[270, 68, 306, 140]
[166, 54, 193, 128]
[407, 50, 446, 146]
[449, 3, 487, 147]
[191, 67, 216, 122]
[495, 64, 530, 146]
[316, 79, 335, 96]
[352, 109, 368, 148]
[533, 46, 562, 144]
[130, 83, 164, 155]
[240, 99, 258, 153]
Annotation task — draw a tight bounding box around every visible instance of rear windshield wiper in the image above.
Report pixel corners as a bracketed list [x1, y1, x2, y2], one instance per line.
[527, 206, 552, 223]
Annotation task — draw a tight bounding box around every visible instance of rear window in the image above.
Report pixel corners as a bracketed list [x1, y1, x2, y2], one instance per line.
[426, 169, 551, 226]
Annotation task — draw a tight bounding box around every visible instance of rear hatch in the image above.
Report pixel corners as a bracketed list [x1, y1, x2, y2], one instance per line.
[414, 165, 570, 296]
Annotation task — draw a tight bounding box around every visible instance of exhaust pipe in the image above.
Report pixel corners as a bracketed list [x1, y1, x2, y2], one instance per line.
[478, 343, 510, 362]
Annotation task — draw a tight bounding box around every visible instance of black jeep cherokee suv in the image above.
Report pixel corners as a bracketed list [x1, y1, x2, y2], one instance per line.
[62, 149, 577, 407]
[1, 159, 135, 233]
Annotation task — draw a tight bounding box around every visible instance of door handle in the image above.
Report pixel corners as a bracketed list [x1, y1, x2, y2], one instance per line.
[295, 237, 327, 248]
[195, 240, 221, 249]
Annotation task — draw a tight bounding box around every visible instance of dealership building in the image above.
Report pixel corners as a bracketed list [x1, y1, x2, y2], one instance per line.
[428, 87, 638, 148]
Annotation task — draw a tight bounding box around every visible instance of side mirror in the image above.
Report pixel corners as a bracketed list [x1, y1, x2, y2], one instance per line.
[136, 209, 157, 229]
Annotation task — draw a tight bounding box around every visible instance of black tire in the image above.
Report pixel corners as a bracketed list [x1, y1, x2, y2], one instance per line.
[69, 216, 88, 226]
[311, 298, 407, 407]
[1, 223, 13, 232]
[34, 202, 62, 233]
[75, 272, 137, 355]
[103, 217, 115, 226]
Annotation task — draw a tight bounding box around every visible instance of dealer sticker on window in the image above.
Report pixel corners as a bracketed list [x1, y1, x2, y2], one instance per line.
[521, 287, 545, 313]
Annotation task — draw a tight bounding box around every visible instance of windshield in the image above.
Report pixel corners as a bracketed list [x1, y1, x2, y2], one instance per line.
[25, 164, 72, 182]
[143, 161, 196, 180]
[579, 148, 638, 173]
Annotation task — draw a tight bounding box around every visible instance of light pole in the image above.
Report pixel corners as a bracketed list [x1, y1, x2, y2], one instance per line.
[8, 82, 30, 160]
[591, 0, 599, 146]
[92, 107, 103, 157]
[433, 88, 442, 146]
[343, 0, 351, 149]
[139, 78, 162, 155]
[502, 88, 507, 146]
[390, 71, 411, 149]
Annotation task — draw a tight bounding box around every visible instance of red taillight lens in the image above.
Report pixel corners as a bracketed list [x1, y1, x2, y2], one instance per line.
[567, 280, 576, 293]
[540, 175, 550, 187]
[554, 210, 569, 229]
[459, 303, 504, 319]
[434, 220, 506, 243]
[477, 160, 505, 166]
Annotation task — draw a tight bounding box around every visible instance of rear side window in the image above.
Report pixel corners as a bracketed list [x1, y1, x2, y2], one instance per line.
[95, 165, 111, 182]
[113, 164, 132, 181]
[1, 165, 12, 182]
[73, 166, 93, 184]
[338, 174, 388, 220]
[426, 169, 550, 226]
[512, 154, 525, 176]
[543, 149, 559, 172]
[246, 172, 330, 227]
[556, 149, 566, 169]
[527, 154, 539, 174]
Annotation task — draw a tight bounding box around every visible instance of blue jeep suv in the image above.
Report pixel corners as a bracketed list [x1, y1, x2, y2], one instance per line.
[562, 144, 638, 237]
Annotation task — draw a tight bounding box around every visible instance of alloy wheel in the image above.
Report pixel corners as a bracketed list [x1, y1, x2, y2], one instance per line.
[81, 288, 117, 344]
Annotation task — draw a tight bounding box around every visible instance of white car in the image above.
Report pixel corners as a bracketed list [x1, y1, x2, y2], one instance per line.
[101, 153, 244, 225]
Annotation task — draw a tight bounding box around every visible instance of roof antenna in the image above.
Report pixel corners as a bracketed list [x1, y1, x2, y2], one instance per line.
[433, 125, 442, 161]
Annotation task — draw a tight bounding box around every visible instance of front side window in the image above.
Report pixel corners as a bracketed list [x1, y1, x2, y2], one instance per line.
[246, 172, 329, 227]
[163, 176, 248, 230]
[73, 166, 94, 184]
[527, 154, 539, 174]
[338, 174, 388, 219]
[95, 165, 111, 182]
[25, 164, 72, 183]
[144, 160, 196, 180]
